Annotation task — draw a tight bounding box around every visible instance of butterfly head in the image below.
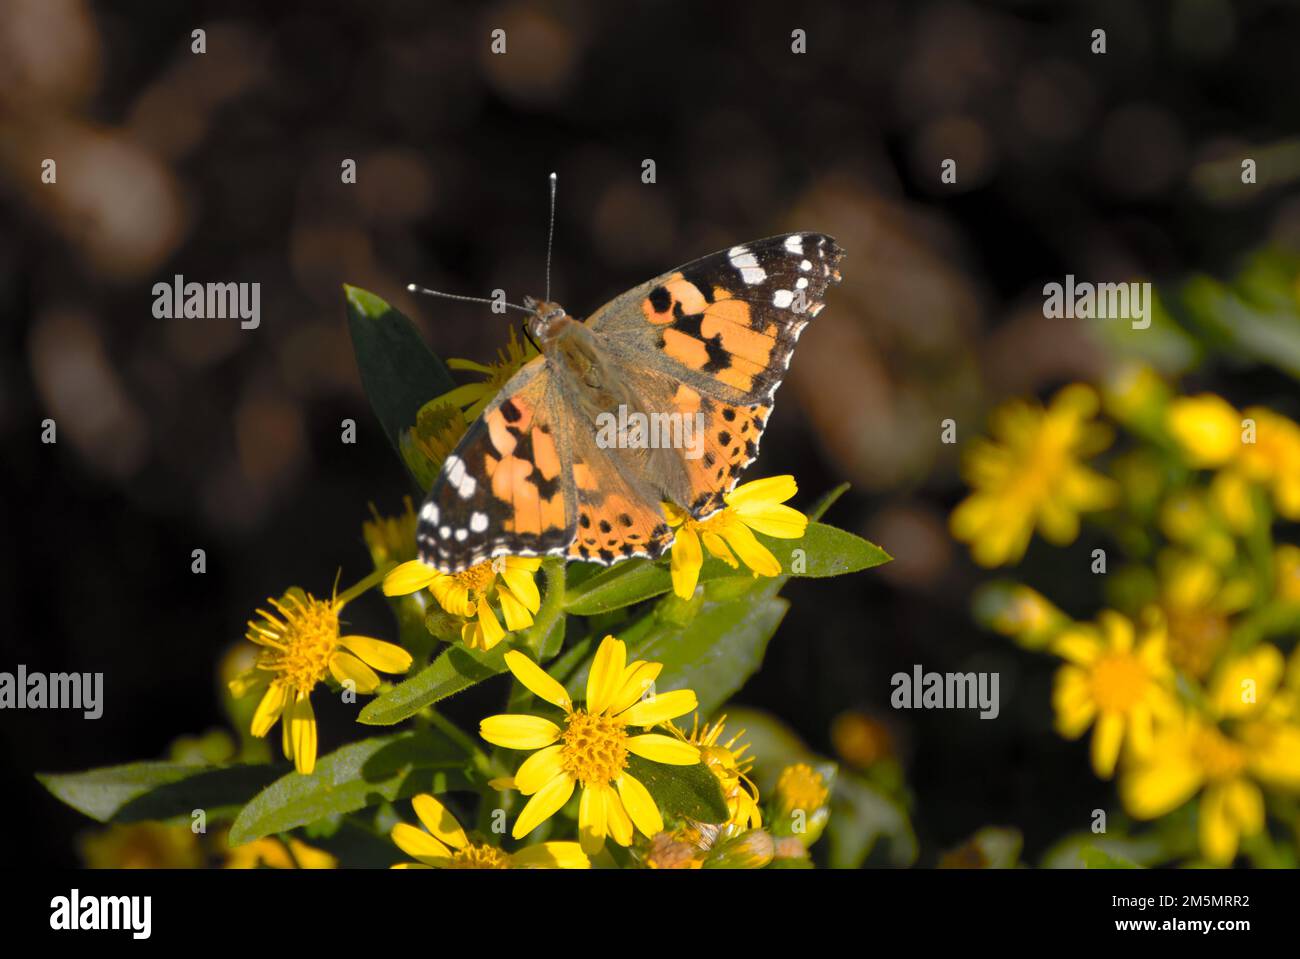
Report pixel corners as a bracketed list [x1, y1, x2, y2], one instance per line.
[523, 295, 571, 344]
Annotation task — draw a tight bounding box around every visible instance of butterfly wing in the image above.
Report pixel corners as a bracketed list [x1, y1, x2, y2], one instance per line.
[585, 232, 843, 517]
[416, 358, 575, 572]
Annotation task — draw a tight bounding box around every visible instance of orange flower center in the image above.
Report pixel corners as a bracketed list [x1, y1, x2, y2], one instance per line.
[257, 595, 339, 692]
[561, 709, 628, 786]
[1090, 652, 1149, 713]
[1191, 725, 1247, 782]
[447, 844, 510, 869]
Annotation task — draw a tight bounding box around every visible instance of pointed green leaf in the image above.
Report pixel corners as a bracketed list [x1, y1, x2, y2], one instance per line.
[228, 731, 466, 845]
[624, 753, 728, 824]
[344, 285, 456, 479]
[37, 762, 280, 825]
[358, 644, 509, 726]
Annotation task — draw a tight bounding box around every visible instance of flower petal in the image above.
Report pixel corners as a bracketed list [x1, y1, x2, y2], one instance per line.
[390, 822, 452, 864]
[578, 785, 607, 855]
[609, 661, 664, 716]
[289, 694, 317, 775]
[626, 733, 701, 765]
[725, 475, 797, 507]
[1090, 712, 1124, 779]
[497, 586, 535, 632]
[512, 772, 575, 839]
[411, 794, 469, 850]
[620, 688, 699, 727]
[509, 841, 590, 869]
[670, 525, 703, 600]
[603, 786, 634, 846]
[514, 744, 565, 795]
[338, 635, 413, 674]
[503, 651, 572, 711]
[476, 602, 505, 649]
[717, 520, 781, 577]
[329, 651, 381, 694]
[617, 773, 664, 838]
[382, 560, 437, 596]
[480, 714, 561, 750]
[586, 635, 626, 715]
[500, 565, 541, 613]
[251, 682, 288, 738]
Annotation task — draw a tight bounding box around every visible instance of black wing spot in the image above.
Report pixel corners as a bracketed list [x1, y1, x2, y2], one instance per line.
[500, 398, 522, 422]
[649, 285, 671, 313]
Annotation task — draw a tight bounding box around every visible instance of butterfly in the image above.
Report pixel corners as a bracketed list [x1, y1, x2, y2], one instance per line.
[416, 232, 844, 573]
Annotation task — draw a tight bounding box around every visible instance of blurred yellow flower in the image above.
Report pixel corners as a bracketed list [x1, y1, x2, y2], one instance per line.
[663, 475, 807, 600]
[1208, 645, 1284, 720]
[1051, 611, 1176, 778]
[1166, 394, 1242, 467]
[1121, 709, 1300, 864]
[384, 555, 542, 650]
[670, 714, 762, 829]
[390, 793, 587, 869]
[401, 400, 470, 488]
[480, 636, 700, 852]
[950, 384, 1118, 567]
[225, 835, 337, 869]
[362, 497, 417, 569]
[80, 823, 203, 869]
[1156, 551, 1253, 679]
[229, 586, 413, 775]
[774, 762, 830, 818]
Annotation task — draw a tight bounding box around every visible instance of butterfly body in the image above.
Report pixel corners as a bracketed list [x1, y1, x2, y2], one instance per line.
[417, 233, 844, 572]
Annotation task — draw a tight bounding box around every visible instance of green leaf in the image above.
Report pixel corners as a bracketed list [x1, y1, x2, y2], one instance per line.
[359, 644, 509, 726]
[37, 762, 280, 825]
[563, 521, 889, 616]
[228, 731, 466, 845]
[827, 773, 918, 868]
[624, 753, 728, 824]
[344, 285, 456, 479]
[567, 585, 789, 716]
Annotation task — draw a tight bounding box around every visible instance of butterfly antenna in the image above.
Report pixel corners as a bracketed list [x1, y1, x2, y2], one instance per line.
[545, 171, 558, 302]
[405, 285, 534, 315]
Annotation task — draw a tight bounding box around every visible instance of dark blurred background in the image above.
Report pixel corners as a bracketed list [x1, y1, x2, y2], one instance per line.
[4, 0, 1300, 866]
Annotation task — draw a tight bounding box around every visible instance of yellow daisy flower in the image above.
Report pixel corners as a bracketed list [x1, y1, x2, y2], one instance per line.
[390, 793, 588, 869]
[1051, 610, 1175, 779]
[383, 555, 542, 650]
[80, 823, 203, 869]
[401, 400, 469, 490]
[1155, 550, 1253, 679]
[1120, 709, 1300, 864]
[670, 714, 762, 829]
[439, 326, 538, 420]
[362, 497, 417, 569]
[663, 475, 808, 600]
[950, 384, 1118, 567]
[1239, 407, 1300, 520]
[480, 636, 702, 852]
[229, 586, 413, 775]
[1166, 394, 1242, 468]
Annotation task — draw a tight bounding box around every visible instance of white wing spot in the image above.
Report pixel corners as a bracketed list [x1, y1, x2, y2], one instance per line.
[784, 235, 804, 253]
[796, 277, 809, 289]
[773, 289, 794, 308]
[454, 528, 468, 542]
[470, 512, 489, 533]
[800, 259, 812, 271]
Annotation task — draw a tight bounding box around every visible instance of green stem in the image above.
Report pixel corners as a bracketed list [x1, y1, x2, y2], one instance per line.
[523, 557, 567, 659]
[337, 563, 395, 606]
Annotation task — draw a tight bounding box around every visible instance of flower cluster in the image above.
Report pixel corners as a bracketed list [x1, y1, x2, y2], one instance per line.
[971, 370, 1300, 864]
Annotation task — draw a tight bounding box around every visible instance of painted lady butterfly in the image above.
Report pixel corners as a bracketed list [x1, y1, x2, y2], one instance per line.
[416, 232, 844, 572]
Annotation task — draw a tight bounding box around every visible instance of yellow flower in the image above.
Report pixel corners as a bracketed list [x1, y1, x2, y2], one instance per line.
[950, 384, 1118, 567]
[224, 835, 337, 869]
[362, 497, 417, 569]
[773, 762, 830, 818]
[390, 793, 588, 869]
[1051, 611, 1175, 778]
[1156, 550, 1253, 679]
[401, 400, 469, 489]
[1208, 645, 1285, 720]
[229, 586, 413, 775]
[80, 823, 203, 869]
[1239, 407, 1300, 520]
[1166, 394, 1242, 468]
[440, 326, 538, 420]
[480, 636, 701, 852]
[1120, 710, 1300, 864]
[663, 475, 807, 600]
[384, 555, 542, 650]
[975, 582, 1067, 650]
[670, 715, 762, 829]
